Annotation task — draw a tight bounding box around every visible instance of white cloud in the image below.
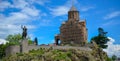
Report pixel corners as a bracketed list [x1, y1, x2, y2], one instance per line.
[49, 0, 79, 16]
[104, 11, 120, 20]
[49, 0, 94, 16]
[21, 7, 40, 17]
[80, 6, 94, 12]
[0, 0, 46, 39]
[0, 24, 36, 39]
[39, 20, 53, 26]
[0, 1, 12, 11]
[107, 37, 115, 45]
[27, 0, 50, 6]
[101, 20, 119, 27]
[34, 0, 50, 6]
[101, 21, 113, 27]
[0, 39, 8, 44]
[7, 12, 29, 23]
[11, 0, 29, 9]
[49, 6, 70, 16]
[103, 37, 120, 57]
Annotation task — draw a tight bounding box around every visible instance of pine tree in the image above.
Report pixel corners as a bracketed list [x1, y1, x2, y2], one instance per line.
[91, 27, 109, 49]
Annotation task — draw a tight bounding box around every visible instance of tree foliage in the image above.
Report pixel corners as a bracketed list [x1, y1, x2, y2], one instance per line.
[0, 44, 6, 59]
[0, 43, 14, 59]
[91, 27, 109, 49]
[112, 55, 117, 61]
[6, 34, 22, 45]
[6, 33, 32, 45]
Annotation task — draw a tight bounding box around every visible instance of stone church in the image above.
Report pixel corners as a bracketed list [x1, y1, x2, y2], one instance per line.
[55, 6, 87, 46]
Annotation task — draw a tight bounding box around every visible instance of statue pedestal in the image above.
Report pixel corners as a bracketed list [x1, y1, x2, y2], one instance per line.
[20, 39, 28, 53]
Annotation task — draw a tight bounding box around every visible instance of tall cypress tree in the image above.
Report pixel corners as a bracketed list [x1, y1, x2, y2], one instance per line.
[34, 37, 38, 45]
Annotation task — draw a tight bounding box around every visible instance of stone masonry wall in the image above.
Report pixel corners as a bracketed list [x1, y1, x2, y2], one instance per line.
[5, 45, 20, 56]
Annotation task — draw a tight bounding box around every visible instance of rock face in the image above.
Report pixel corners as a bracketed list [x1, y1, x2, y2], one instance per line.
[90, 42, 108, 61]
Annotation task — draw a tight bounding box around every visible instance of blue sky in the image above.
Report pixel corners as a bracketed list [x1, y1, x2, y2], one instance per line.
[0, 0, 120, 57]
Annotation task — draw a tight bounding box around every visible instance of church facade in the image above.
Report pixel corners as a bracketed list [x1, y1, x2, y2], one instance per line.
[55, 6, 88, 46]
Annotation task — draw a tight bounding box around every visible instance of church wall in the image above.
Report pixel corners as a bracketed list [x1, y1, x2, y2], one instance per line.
[59, 20, 87, 45]
[79, 21, 87, 42]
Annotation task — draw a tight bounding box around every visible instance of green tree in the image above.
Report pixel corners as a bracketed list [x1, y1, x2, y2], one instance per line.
[6, 33, 33, 45]
[27, 37, 33, 44]
[112, 55, 117, 61]
[0, 42, 14, 59]
[6, 33, 22, 45]
[106, 57, 112, 61]
[0, 44, 6, 59]
[91, 27, 109, 49]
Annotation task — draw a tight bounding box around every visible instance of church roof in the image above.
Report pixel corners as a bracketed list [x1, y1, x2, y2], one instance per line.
[69, 5, 77, 11]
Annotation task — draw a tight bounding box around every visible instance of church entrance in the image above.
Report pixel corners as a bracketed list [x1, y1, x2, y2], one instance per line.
[55, 39, 61, 45]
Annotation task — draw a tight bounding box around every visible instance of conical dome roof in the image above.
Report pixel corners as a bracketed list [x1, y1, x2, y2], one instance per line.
[69, 5, 77, 11]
